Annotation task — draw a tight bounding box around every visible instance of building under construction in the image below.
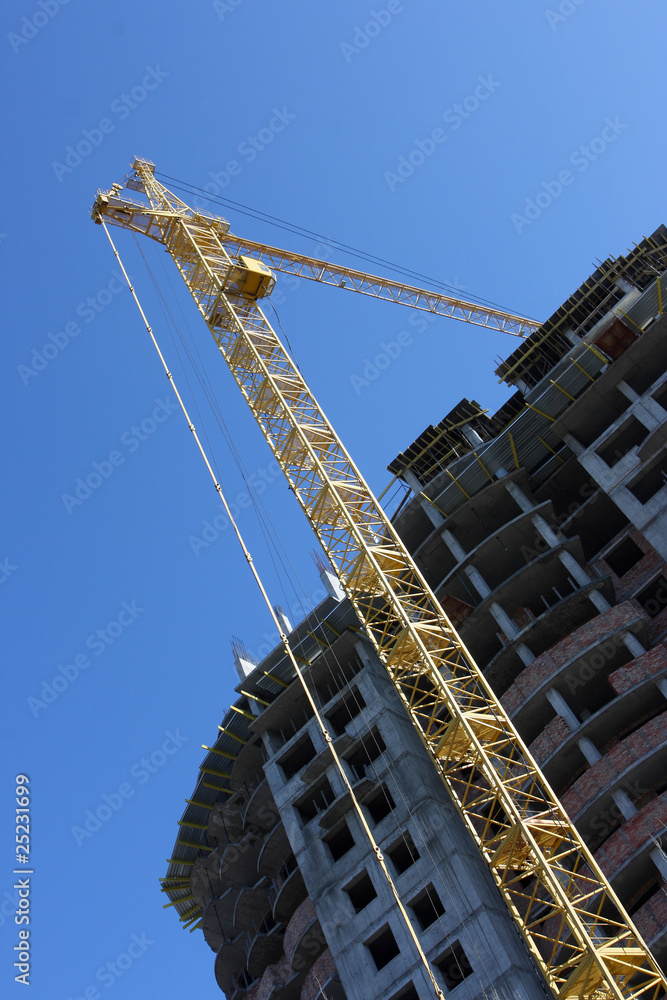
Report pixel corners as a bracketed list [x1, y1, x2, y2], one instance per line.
[160, 225, 667, 1000]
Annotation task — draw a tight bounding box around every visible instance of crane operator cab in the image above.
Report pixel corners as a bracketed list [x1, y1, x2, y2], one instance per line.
[227, 256, 276, 301]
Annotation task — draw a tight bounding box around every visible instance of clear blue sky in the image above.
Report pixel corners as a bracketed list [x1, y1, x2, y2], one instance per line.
[2, 2, 666, 997]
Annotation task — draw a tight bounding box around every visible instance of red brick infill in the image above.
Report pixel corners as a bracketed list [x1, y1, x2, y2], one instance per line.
[561, 712, 667, 818]
[301, 950, 337, 1000]
[501, 601, 646, 716]
[528, 715, 571, 765]
[594, 792, 667, 878]
[609, 644, 667, 694]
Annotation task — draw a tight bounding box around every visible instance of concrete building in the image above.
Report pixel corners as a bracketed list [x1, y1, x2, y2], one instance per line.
[164, 227, 667, 999]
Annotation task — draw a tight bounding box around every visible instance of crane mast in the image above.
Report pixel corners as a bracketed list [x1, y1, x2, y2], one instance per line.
[92, 158, 666, 1000]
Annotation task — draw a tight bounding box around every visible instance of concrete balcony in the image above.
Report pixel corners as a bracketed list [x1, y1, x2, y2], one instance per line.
[561, 712, 667, 849]
[284, 898, 324, 970]
[594, 792, 667, 899]
[273, 859, 307, 924]
[203, 889, 240, 952]
[221, 832, 266, 888]
[234, 878, 274, 932]
[247, 918, 285, 978]
[245, 779, 278, 833]
[215, 932, 248, 993]
[191, 849, 223, 909]
[529, 659, 667, 794]
[258, 822, 291, 879]
[301, 950, 346, 1000]
[484, 579, 615, 694]
[501, 602, 647, 743]
[246, 954, 303, 1000]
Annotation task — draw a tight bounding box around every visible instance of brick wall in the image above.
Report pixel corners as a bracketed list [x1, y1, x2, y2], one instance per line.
[301, 950, 337, 1000]
[528, 715, 571, 765]
[501, 600, 645, 716]
[561, 712, 667, 818]
[609, 645, 667, 695]
[594, 792, 667, 878]
[284, 897, 317, 966]
[633, 887, 667, 949]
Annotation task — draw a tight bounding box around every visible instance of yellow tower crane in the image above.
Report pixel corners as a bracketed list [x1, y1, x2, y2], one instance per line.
[91, 158, 666, 1000]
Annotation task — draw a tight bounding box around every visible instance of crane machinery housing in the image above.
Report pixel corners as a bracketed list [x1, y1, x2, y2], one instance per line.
[92, 158, 667, 1000]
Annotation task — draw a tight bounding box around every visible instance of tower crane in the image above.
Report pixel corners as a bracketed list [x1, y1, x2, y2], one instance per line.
[91, 158, 666, 1000]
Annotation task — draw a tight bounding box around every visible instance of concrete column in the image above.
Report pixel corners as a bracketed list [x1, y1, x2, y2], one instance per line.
[504, 480, 534, 513]
[650, 843, 667, 881]
[589, 589, 611, 613]
[442, 529, 466, 563]
[611, 789, 636, 821]
[563, 432, 585, 457]
[516, 643, 535, 667]
[465, 565, 491, 600]
[656, 677, 667, 700]
[319, 567, 345, 602]
[621, 630, 646, 658]
[490, 602, 519, 640]
[402, 469, 445, 528]
[546, 687, 580, 732]
[558, 549, 590, 587]
[616, 379, 639, 403]
[532, 514, 560, 548]
[577, 736, 601, 766]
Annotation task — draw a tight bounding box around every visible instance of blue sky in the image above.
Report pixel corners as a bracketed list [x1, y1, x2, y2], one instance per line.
[2, 2, 666, 997]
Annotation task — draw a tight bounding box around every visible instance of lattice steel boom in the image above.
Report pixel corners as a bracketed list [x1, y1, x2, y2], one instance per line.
[91, 159, 667, 1000]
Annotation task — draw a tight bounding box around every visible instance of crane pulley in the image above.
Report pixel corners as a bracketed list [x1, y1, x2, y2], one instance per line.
[91, 158, 666, 1000]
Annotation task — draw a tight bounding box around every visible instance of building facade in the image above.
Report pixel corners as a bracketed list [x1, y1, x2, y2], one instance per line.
[164, 227, 667, 999]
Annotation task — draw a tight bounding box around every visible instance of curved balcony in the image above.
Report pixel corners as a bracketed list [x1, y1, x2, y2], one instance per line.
[191, 849, 223, 908]
[532, 663, 667, 794]
[246, 954, 302, 1000]
[453, 544, 610, 665]
[245, 779, 277, 834]
[485, 579, 616, 694]
[208, 799, 245, 847]
[214, 932, 248, 994]
[301, 950, 345, 1000]
[561, 712, 667, 848]
[501, 604, 646, 744]
[274, 859, 307, 924]
[284, 898, 323, 970]
[234, 878, 273, 932]
[232, 739, 267, 792]
[247, 916, 285, 978]
[434, 501, 556, 595]
[258, 823, 291, 879]
[594, 791, 667, 899]
[317, 777, 374, 831]
[221, 832, 265, 888]
[203, 886, 242, 944]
